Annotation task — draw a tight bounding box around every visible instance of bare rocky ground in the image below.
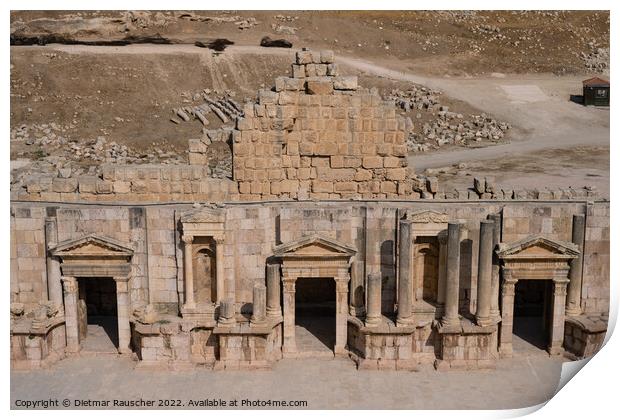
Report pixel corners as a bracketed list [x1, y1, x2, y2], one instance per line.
[9, 10, 610, 197]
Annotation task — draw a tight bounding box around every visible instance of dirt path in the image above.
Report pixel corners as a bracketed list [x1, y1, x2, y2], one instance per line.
[21, 43, 609, 174]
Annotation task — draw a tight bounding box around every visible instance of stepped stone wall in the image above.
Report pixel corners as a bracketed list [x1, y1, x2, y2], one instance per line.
[232, 49, 413, 200]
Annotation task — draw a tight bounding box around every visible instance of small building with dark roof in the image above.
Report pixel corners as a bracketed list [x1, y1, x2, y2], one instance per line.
[582, 77, 610, 106]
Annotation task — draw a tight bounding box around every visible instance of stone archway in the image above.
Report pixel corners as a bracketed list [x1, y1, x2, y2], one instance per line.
[272, 234, 356, 357]
[50, 234, 134, 355]
[496, 235, 579, 356]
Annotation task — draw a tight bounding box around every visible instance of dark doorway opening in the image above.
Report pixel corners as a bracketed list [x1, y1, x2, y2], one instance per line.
[77, 277, 119, 352]
[295, 277, 336, 353]
[513, 280, 552, 353]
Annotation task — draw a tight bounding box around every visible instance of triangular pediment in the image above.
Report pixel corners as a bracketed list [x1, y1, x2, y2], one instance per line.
[51, 234, 134, 258]
[497, 235, 579, 260]
[273, 234, 356, 258]
[405, 210, 448, 224]
[180, 207, 225, 224]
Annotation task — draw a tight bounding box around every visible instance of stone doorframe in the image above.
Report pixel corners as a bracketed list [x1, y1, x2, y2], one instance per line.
[272, 234, 356, 356]
[496, 235, 579, 357]
[50, 234, 134, 355]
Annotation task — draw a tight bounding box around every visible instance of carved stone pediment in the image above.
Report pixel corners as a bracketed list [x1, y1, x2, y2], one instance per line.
[405, 210, 449, 224]
[497, 235, 579, 261]
[51, 234, 133, 260]
[180, 207, 225, 224]
[273, 234, 356, 259]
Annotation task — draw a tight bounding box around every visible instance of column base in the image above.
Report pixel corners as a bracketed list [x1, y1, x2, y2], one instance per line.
[499, 343, 513, 358]
[365, 315, 381, 327]
[440, 316, 460, 328]
[475, 316, 494, 327]
[118, 346, 132, 355]
[266, 309, 282, 318]
[548, 344, 564, 356]
[565, 306, 582, 317]
[396, 316, 414, 327]
[349, 305, 365, 317]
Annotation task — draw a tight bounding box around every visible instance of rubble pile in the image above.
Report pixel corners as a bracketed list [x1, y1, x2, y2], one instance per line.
[581, 45, 609, 73]
[385, 88, 511, 153]
[171, 91, 244, 126]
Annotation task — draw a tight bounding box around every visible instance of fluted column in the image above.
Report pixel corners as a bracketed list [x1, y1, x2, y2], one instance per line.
[215, 237, 225, 304]
[437, 231, 448, 307]
[488, 214, 501, 321]
[61, 276, 80, 353]
[182, 235, 195, 308]
[566, 214, 585, 316]
[365, 273, 382, 327]
[498, 273, 517, 357]
[476, 220, 494, 326]
[550, 277, 569, 355]
[349, 260, 365, 316]
[397, 220, 413, 326]
[251, 283, 266, 325]
[113, 276, 132, 354]
[282, 277, 297, 354]
[266, 263, 281, 318]
[45, 217, 62, 307]
[442, 222, 461, 327]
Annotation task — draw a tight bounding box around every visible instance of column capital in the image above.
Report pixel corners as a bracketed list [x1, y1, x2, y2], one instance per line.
[61, 276, 78, 293]
[113, 275, 131, 282]
[437, 230, 448, 245]
[214, 236, 225, 245]
[282, 278, 296, 293]
[182, 234, 194, 244]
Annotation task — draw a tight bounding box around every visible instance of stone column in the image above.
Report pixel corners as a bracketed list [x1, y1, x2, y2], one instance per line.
[113, 276, 132, 354]
[550, 278, 569, 355]
[266, 263, 281, 318]
[476, 220, 494, 326]
[498, 273, 517, 357]
[437, 231, 448, 307]
[282, 277, 297, 354]
[566, 214, 585, 316]
[488, 214, 501, 321]
[349, 260, 365, 316]
[215, 237, 225, 304]
[45, 217, 62, 306]
[182, 235, 195, 308]
[218, 298, 235, 326]
[251, 283, 267, 325]
[397, 220, 413, 326]
[442, 222, 461, 327]
[365, 273, 382, 327]
[61, 276, 80, 354]
[335, 274, 349, 355]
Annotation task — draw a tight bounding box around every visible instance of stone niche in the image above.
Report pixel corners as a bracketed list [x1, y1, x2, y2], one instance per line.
[179, 207, 226, 322]
[403, 210, 449, 317]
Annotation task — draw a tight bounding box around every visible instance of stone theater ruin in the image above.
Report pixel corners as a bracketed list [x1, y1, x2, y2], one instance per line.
[10, 49, 609, 371]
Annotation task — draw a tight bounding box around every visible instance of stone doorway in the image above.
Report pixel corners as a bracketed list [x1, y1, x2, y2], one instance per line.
[294, 277, 336, 355]
[77, 277, 119, 353]
[512, 280, 553, 354]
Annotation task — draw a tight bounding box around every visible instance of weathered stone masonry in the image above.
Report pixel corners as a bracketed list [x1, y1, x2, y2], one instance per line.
[10, 49, 609, 371]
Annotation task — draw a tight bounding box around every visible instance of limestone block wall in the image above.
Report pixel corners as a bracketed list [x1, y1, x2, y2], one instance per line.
[15, 164, 236, 203]
[10, 200, 609, 321]
[232, 49, 412, 201]
[11, 207, 47, 309]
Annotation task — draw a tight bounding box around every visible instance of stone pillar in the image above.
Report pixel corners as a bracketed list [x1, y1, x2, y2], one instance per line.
[397, 220, 413, 326]
[476, 220, 494, 326]
[335, 275, 349, 355]
[113, 276, 132, 354]
[566, 214, 585, 316]
[550, 278, 569, 355]
[488, 214, 502, 321]
[251, 283, 267, 325]
[45, 218, 62, 306]
[442, 222, 461, 327]
[349, 260, 365, 316]
[61, 276, 80, 354]
[365, 273, 382, 327]
[282, 278, 297, 354]
[498, 274, 516, 357]
[437, 231, 448, 307]
[218, 298, 235, 326]
[182, 235, 195, 308]
[215, 237, 225, 304]
[266, 263, 281, 318]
